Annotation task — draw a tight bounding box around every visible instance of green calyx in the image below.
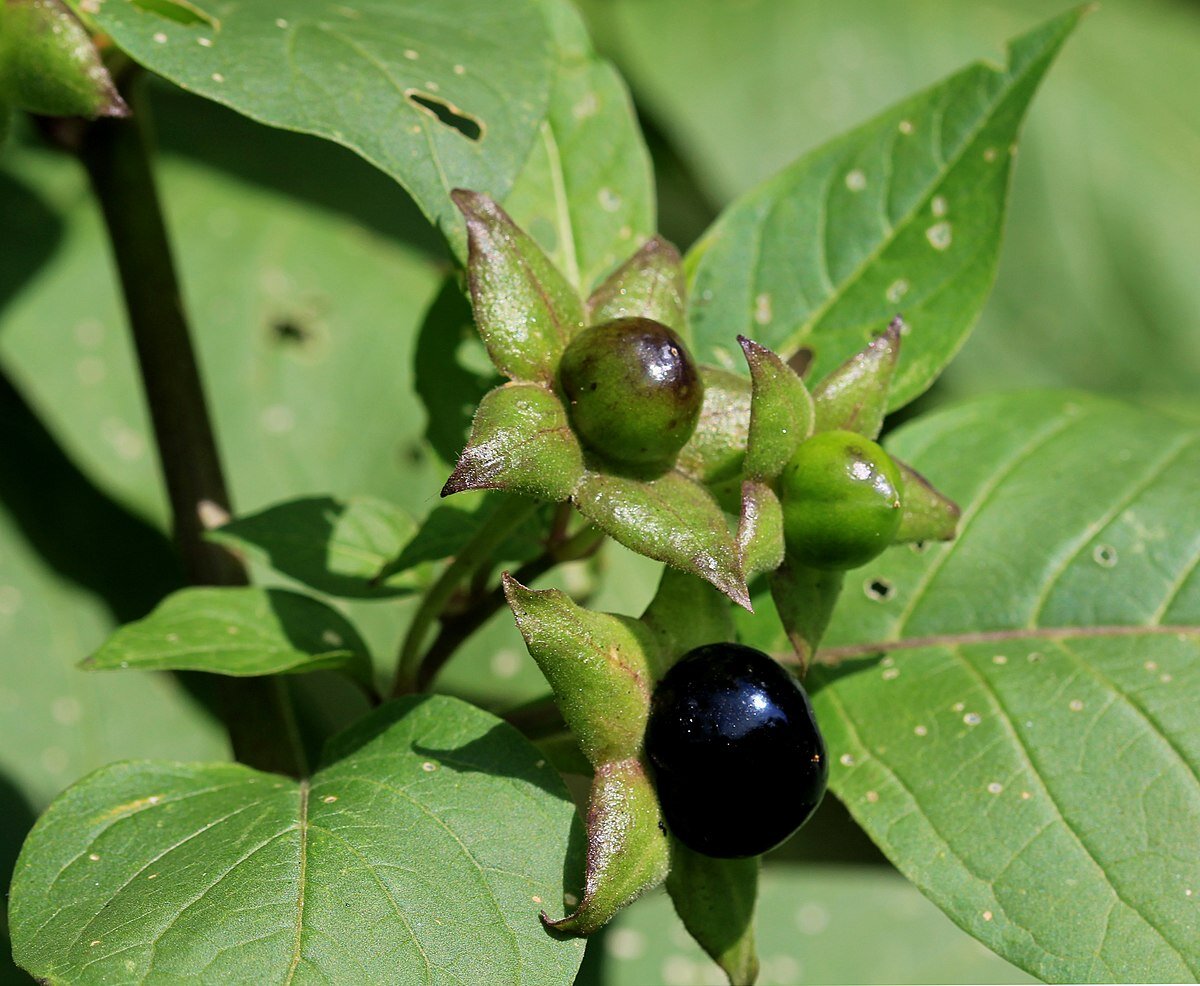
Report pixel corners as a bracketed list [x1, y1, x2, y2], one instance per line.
[558, 316, 704, 472]
[778, 430, 903, 570]
[0, 0, 128, 119]
[444, 192, 750, 605]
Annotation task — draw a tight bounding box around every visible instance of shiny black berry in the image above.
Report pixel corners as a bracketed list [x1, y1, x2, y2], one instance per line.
[644, 643, 827, 858]
[558, 316, 703, 471]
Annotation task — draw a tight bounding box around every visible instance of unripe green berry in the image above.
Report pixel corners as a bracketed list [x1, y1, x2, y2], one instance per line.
[779, 430, 902, 570]
[558, 317, 703, 470]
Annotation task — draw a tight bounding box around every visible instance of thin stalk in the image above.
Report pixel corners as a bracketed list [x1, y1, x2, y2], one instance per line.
[392, 496, 542, 696]
[79, 83, 306, 777]
[415, 524, 604, 691]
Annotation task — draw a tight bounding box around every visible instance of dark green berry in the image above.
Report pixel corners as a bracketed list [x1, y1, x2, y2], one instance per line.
[558, 317, 703, 470]
[644, 643, 827, 859]
[778, 430, 902, 570]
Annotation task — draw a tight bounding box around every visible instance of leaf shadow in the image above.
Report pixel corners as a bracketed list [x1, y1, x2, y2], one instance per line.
[217, 496, 414, 600]
[806, 653, 885, 697]
[0, 168, 64, 322]
[413, 277, 498, 466]
[148, 82, 447, 259]
[0, 367, 183, 625]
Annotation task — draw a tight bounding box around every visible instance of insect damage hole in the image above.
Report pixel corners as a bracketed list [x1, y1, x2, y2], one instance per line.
[406, 91, 483, 141]
[268, 315, 315, 347]
[864, 577, 894, 602]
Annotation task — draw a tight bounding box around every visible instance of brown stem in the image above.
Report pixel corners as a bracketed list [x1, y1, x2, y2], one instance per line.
[416, 525, 605, 691]
[78, 82, 306, 777]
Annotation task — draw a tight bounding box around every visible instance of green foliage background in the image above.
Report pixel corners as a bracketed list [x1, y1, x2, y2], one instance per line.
[1, 1, 1197, 982]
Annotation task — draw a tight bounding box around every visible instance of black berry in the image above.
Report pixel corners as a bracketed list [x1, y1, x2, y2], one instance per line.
[644, 643, 827, 858]
[558, 316, 703, 471]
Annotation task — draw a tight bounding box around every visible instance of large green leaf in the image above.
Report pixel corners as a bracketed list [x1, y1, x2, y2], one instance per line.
[10, 695, 586, 983]
[595, 864, 1033, 985]
[84, 586, 374, 684]
[585, 0, 1200, 406]
[796, 392, 1200, 982]
[84, 0, 556, 254]
[504, 0, 654, 295]
[684, 10, 1080, 409]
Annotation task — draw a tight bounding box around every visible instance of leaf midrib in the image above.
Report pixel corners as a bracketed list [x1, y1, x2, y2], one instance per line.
[813, 623, 1200, 664]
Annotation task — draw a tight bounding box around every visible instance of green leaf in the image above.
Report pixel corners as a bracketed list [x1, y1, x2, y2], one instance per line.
[737, 480, 784, 584]
[209, 495, 425, 599]
[809, 391, 1200, 982]
[86, 0, 556, 254]
[665, 845, 759, 986]
[84, 586, 373, 685]
[504, 574, 659, 764]
[741, 336, 813, 481]
[574, 470, 749, 609]
[675, 366, 752, 486]
[9, 695, 586, 983]
[455, 189, 585, 382]
[503, 0, 654, 295]
[811, 320, 900, 439]
[685, 10, 1082, 409]
[0, 0, 128, 118]
[587, 236, 687, 333]
[547, 757, 669, 935]
[770, 562, 845, 672]
[443, 381, 584, 500]
[598, 863, 1034, 985]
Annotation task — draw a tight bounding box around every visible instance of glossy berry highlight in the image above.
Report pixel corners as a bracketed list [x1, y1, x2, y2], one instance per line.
[644, 643, 827, 858]
[558, 316, 703, 470]
[779, 429, 902, 570]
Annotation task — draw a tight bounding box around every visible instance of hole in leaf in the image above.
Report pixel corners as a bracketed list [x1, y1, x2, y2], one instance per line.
[864, 578, 894, 602]
[909, 540, 929, 554]
[788, 347, 814, 378]
[406, 91, 483, 141]
[269, 317, 312, 346]
[129, 0, 218, 28]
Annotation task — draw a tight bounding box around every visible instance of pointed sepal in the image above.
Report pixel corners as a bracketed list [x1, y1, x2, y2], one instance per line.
[0, 0, 129, 119]
[666, 843, 760, 986]
[676, 366, 753, 486]
[895, 458, 961, 543]
[740, 336, 814, 481]
[544, 757, 670, 934]
[640, 567, 735, 668]
[573, 470, 750, 609]
[737, 481, 785, 583]
[587, 235, 687, 334]
[503, 575, 658, 764]
[811, 319, 902, 438]
[442, 382, 584, 500]
[452, 189, 585, 382]
[768, 560, 845, 673]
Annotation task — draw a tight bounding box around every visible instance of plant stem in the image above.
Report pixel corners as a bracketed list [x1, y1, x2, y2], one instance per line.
[79, 82, 306, 778]
[415, 524, 604, 691]
[392, 496, 542, 696]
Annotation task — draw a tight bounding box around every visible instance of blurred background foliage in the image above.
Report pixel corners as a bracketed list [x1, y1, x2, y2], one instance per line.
[1, 1, 1196, 981]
